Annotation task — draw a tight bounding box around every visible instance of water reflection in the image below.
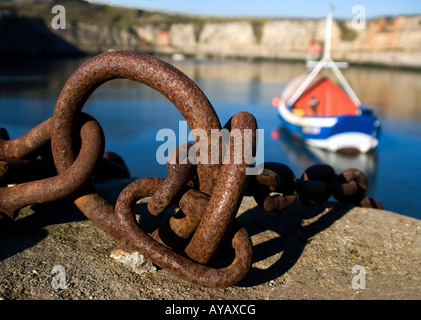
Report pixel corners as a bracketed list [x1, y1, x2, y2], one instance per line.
[272, 127, 378, 194]
[172, 59, 421, 121]
[0, 57, 420, 217]
[343, 67, 421, 121]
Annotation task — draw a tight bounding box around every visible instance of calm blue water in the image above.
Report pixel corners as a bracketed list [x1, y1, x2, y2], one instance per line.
[1, 57, 420, 219]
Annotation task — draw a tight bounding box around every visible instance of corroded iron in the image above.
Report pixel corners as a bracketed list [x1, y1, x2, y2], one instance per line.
[115, 177, 252, 289]
[148, 144, 196, 216]
[49, 50, 224, 253]
[184, 111, 257, 264]
[51, 50, 222, 197]
[0, 117, 51, 160]
[0, 114, 104, 220]
[249, 162, 297, 212]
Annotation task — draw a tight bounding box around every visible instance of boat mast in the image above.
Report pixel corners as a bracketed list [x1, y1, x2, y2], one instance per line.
[286, 7, 362, 108]
[323, 9, 332, 60]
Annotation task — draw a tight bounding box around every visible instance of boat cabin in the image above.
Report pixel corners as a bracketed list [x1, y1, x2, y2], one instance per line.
[292, 76, 359, 117]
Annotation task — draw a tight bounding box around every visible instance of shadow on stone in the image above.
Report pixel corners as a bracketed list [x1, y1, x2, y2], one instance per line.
[236, 201, 352, 287]
[0, 199, 85, 261]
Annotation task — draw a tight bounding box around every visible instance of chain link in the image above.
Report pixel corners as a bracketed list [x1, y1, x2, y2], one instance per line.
[0, 51, 383, 288]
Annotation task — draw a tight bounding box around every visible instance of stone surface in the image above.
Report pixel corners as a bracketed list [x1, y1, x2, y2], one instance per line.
[110, 249, 157, 275]
[0, 179, 420, 300]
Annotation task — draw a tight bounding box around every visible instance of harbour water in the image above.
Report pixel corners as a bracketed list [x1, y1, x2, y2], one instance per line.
[1, 57, 420, 219]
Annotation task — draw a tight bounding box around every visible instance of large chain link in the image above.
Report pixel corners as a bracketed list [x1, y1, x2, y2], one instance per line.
[0, 51, 382, 288]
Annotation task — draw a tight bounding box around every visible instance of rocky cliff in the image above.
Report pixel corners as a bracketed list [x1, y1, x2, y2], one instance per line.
[163, 17, 421, 68]
[1, 1, 420, 68]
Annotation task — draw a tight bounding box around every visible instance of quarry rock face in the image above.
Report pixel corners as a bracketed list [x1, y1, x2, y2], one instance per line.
[1, 7, 420, 68]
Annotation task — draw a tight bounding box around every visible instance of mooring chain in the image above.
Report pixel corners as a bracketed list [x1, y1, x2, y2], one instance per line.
[49, 51, 257, 288]
[0, 114, 105, 220]
[248, 163, 383, 212]
[0, 51, 383, 289]
[0, 112, 130, 222]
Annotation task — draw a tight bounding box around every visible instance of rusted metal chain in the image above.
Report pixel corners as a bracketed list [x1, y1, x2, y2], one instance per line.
[50, 50, 225, 254]
[115, 177, 253, 289]
[0, 118, 52, 160]
[249, 163, 383, 211]
[49, 50, 258, 285]
[0, 114, 104, 220]
[249, 162, 297, 212]
[0, 113, 131, 222]
[149, 144, 200, 250]
[185, 111, 257, 264]
[1, 50, 383, 289]
[51, 50, 222, 197]
[148, 144, 196, 216]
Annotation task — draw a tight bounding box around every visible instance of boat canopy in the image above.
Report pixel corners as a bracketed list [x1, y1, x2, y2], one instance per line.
[293, 77, 358, 117]
[281, 9, 362, 113]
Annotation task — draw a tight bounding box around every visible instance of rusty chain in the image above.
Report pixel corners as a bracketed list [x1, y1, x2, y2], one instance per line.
[0, 51, 383, 288]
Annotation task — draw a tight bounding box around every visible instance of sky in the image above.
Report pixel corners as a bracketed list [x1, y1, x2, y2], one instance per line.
[89, 0, 421, 19]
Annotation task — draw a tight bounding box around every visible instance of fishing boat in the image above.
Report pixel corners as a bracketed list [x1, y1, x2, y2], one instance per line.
[272, 11, 381, 153]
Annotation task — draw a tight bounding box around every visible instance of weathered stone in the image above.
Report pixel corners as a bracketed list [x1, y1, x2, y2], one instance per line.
[0, 178, 419, 300]
[110, 249, 157, 275]
[2, 11, 421, 67]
